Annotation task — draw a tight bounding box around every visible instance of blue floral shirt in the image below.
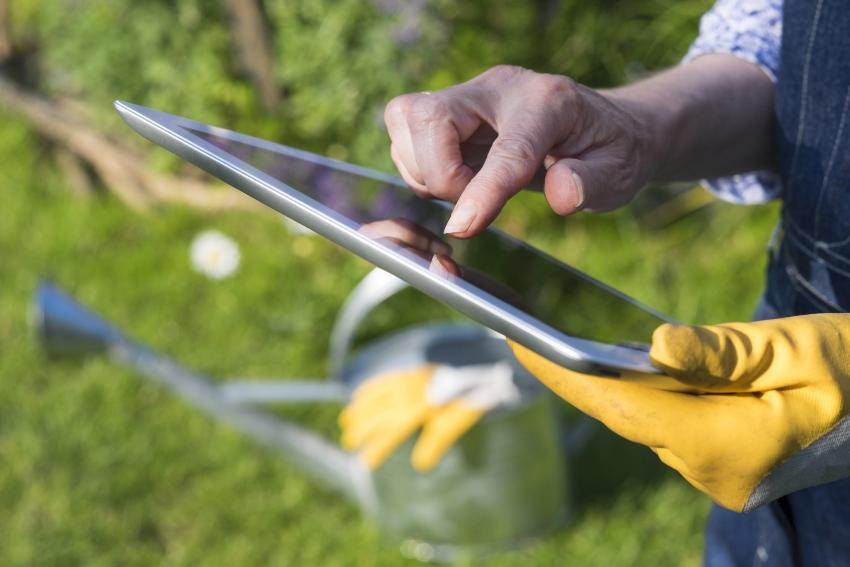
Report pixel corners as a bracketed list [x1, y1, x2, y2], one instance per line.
[684, 0, 783, 204]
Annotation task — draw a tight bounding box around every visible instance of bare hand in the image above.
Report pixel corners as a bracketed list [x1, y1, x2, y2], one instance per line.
[384, 65, 661, 237]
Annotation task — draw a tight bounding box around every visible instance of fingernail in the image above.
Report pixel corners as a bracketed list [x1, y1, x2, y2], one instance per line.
[444, 202, 478, 234]
[571, 171, 586, 210]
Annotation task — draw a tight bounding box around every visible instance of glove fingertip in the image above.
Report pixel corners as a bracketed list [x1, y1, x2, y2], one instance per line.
[340, 435, 357, 451]
[361, 444, 392, 471]
[650, 324, 708, 378]
[410, 430, 452, 472]
[411, 449, 439, 472]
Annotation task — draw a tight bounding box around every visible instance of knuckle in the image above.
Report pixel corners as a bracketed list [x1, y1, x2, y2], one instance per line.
[407, 96, 450, 126]
[385, 94, 410, 119]
[530, 75, 579, 124]
[492, 135, 539, 168]
[538, 73, 577, 94]
[485, 64, 528, 82]
[534, 74, 579, 112]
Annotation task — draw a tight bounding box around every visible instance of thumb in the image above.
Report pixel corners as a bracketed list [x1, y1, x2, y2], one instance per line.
[542, 158, 587, 215]
[650, 323, 765, 389]
[543, 155, 637, 215]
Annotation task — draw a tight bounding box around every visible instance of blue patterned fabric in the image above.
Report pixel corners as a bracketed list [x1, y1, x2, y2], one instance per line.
[683, 0, 784, 204]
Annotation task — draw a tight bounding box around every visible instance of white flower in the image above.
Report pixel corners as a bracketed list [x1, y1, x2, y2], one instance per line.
[190, 230, 241, 280]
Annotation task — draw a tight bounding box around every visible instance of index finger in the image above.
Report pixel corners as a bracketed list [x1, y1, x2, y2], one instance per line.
[444, 126, 548, 237]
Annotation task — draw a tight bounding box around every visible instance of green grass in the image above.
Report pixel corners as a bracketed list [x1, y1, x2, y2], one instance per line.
[0, 109, 779, 565]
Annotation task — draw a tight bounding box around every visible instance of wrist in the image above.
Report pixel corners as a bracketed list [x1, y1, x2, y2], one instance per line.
[600, 85, 677, 184]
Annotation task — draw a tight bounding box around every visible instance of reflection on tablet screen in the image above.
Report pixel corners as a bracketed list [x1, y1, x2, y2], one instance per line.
[192, 128, 669, 346]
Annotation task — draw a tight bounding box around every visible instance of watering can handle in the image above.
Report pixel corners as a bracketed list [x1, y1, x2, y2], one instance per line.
[326, 271, 597, 460]
[328, 268, 409, 378]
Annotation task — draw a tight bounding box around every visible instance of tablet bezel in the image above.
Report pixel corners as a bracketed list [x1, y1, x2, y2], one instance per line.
[115, 100, 667, 375]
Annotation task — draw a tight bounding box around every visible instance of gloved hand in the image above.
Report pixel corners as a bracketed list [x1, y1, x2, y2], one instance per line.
[339, 361, 519, 471]
[509, 314, 850, 512]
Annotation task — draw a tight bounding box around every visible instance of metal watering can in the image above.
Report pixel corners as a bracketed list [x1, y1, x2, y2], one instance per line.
[35, 268, 579, 562]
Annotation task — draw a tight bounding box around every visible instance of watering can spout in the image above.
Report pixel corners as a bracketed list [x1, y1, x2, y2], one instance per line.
[33, 281, 374, 510]
[34, 281, 123, 358]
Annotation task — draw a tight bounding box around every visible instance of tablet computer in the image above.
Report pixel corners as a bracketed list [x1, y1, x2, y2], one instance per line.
[115, 101, 671, 375]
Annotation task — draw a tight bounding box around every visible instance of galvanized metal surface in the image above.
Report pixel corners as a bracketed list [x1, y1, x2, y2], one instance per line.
[373, 394, 567, 562]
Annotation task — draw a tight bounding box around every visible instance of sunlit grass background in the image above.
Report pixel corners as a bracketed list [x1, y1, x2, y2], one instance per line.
[1, 1, 780, 564]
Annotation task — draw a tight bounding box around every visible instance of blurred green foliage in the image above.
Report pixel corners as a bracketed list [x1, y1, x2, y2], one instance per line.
[9, 0, 711, 168]
[1, 0, 784, 565]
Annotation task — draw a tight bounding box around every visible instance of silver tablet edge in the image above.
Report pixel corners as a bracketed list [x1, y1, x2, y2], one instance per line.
[114, 100, 661, 376]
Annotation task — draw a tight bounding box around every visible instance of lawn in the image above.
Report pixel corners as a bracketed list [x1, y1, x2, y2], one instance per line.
[0, 107, 779, 565]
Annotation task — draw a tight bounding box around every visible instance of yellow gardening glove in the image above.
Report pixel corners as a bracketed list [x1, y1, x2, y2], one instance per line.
[509, 314, 850, 512]
[339, 361, 519, 471]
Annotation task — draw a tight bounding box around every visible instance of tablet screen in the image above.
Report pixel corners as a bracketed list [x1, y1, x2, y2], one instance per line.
[192, 128, 669, 345]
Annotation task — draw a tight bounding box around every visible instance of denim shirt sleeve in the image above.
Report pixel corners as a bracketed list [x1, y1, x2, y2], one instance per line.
[683, 0, 784, 204]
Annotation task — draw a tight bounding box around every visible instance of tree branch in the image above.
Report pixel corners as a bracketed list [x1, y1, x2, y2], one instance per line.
[0, 0, 11, 62]
[223, 0, 281, 112]
[0, 76, 261, 212]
